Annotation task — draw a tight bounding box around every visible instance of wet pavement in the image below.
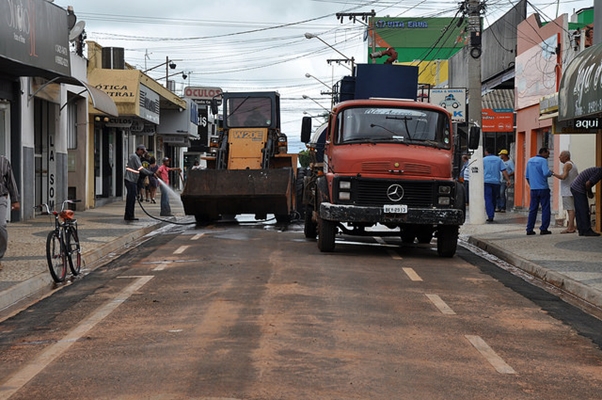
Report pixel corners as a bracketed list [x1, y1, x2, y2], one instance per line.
[0, 197, 601, 319]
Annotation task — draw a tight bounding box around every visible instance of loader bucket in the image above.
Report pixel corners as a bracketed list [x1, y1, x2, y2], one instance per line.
[181, 168, 294, 220]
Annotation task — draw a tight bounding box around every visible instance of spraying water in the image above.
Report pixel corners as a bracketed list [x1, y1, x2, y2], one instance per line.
[156, 179, 184, 207]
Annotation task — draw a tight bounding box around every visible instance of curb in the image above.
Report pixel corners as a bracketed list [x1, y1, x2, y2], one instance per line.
[468, 236, 602, 309]
[0, 222, 162, 313]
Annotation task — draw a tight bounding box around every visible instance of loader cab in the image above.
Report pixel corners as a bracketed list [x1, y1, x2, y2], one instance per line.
[223, 92, 281, 130]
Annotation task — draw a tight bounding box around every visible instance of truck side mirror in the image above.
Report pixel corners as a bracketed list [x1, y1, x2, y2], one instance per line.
[301, 116, 312, 143]
[468, 126, 480, 149]
[210, 98, 219, 116]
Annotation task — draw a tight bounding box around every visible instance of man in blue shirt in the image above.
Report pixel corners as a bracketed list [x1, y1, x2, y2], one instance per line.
[483, 148, 511, 222]
[525, 147, 553, 235]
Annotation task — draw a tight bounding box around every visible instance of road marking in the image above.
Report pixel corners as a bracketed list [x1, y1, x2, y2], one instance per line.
[173, 245, 190, 254]
[425, 294, 456, 315]
[0, 276, 154, 399]
[152, 261, 171, 271]
[465, 335, 516, 374]
[191, 233, 204, 241]
[402, 267, 423, 281]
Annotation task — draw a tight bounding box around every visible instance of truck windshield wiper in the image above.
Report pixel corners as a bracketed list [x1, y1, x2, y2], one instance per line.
[344, 137, 375, 143]
[370, 123, 397, 135]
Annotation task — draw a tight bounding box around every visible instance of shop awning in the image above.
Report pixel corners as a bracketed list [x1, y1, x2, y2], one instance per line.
[31, 76, 119, 117]
[58, 76, 119, 117]
[559, 42, 602, 121]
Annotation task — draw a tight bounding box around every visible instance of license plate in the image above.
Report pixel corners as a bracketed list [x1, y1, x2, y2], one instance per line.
[384, 204, 407, 214]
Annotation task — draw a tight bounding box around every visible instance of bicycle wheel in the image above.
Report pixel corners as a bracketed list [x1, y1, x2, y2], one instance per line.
[46, 231, 67, 283]
[65, 225, 82, 276]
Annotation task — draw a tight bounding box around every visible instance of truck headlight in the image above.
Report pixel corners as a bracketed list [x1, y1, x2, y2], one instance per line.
[438, 197, 451, 206]
[339, 192, 351, 201]
[339, 181, 351, 190]
[438, 186, 451, 194]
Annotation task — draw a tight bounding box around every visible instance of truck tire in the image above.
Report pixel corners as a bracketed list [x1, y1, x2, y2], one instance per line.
[317, 218, 336, 252]
[437, 225, 459, 257]
[304, 205, 318, 239]
[296, 168, 308, 219]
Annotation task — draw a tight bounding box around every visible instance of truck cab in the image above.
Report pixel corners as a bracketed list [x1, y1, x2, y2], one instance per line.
[301, 98, 465, 257]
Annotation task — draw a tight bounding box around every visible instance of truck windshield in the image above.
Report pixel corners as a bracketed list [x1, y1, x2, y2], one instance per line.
[226, 97, 272, 128]
[336, 106, 451, 149]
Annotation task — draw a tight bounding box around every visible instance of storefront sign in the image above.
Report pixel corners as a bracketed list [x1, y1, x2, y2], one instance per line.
[183, 86, 222, 105]
[482, 108, 514, 132]
[0, 0, 71, 76]
[105, 118, 133, 128]
[430, 88, 466, 123]
[559, 42, 602, 121]
[139, 84, 160, 124]
[554, 117, 601, 134]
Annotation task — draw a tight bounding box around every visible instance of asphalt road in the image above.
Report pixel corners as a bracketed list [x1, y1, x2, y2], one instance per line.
[1, 221, 602, 399]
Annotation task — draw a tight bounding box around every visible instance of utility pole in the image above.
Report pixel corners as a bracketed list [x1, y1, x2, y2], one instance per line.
[336, 10, 376, 64]
[466, 0, 486, 224]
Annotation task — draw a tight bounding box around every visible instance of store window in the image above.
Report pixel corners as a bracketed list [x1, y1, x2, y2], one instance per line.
[67, 103, 77, 149]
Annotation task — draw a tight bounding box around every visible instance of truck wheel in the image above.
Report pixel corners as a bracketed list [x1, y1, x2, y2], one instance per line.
[437, 225, 459, 257]
[296, 168, 308, 219]
[304, 205, 318, 239]
[317, 218, 336, 252]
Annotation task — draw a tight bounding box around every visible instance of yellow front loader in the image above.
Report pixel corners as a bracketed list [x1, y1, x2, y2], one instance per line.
[181, 91, 298, 224]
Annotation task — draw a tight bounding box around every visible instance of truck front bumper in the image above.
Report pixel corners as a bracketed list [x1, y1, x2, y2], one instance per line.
[320, 203, 465, 225]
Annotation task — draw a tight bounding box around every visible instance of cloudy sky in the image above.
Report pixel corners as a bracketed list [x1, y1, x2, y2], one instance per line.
[54, 0, 592, 152]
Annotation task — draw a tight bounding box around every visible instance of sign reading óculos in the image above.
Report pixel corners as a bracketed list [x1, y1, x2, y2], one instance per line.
[183, 87, 223, 105]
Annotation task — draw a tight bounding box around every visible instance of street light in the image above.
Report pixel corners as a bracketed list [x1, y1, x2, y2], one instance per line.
[143, 56, 182, 88]
[305, 73, 331, 91]
[304, 32, 355, 73]
[302, 95, 330, 113]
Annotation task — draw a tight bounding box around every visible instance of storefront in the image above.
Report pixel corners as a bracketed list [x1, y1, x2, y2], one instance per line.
[558, 41, 602, 231]
[0, 0, 116, 219]
[86, 42, 187, 207]
[157, 98, 199, 189]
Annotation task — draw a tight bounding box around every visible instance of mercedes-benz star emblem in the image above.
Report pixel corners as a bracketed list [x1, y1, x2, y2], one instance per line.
[386, 184, 404, 202]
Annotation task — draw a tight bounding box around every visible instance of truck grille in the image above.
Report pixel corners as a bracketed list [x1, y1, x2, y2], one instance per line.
[354, 179, 437, 207]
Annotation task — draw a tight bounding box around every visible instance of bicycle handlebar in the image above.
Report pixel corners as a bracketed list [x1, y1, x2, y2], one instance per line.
[34, 199, 82, 215]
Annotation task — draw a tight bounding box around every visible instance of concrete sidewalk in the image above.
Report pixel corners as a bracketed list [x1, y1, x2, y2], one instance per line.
[461, 209, 602, 310]
[0, 199, 601, 318]
[0, 197, 189, 314]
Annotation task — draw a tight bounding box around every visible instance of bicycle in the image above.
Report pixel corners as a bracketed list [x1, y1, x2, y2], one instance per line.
[35, 200, 82, 283]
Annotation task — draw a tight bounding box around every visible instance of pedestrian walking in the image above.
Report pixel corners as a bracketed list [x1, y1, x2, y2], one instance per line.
[156, 157, 182, 217]
[496, 149, 514, 212]
[483, 148, 511, 222]
[124, 145, 154, 221]
[570, 166, 602, 237]
[0, 155, 20, 271]
[552, 150, 578, 233]
[525, 147, 553, 235]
